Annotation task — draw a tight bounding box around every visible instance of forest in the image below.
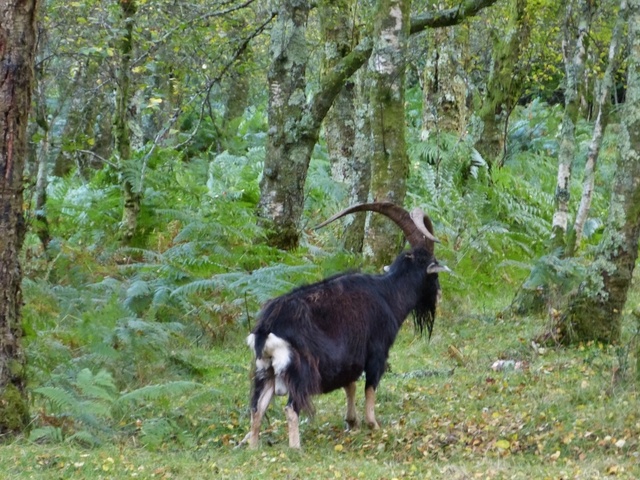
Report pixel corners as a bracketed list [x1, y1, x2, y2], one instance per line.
[1, 0, 640, 477]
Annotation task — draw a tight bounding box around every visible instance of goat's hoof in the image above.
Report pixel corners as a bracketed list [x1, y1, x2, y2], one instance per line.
[366, 421, 380, 430]
[345, 418, 359, 430]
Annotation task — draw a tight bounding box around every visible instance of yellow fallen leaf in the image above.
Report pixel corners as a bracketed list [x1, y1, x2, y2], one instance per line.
[495, 439, 510, 450]
[334, 444, 344, 452]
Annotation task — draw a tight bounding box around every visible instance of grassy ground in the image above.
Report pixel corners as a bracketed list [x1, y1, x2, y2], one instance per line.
[2, 306, 640, 479]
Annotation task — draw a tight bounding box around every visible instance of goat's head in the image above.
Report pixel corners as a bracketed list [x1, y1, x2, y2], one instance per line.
[315, 202, 449, 337]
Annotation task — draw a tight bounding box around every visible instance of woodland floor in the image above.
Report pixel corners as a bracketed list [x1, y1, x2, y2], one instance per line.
[2, 303, 640, 479]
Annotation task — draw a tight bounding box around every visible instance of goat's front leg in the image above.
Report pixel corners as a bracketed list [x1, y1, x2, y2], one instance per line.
[248, 376, 275, 448]
[285, 402, 301, 449]
[344, 382, 358, 429]
[364, 386, 380, 429]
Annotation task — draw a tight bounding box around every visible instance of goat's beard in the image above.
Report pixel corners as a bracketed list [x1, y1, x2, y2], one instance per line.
[413, 308, 435, 339]
[413, 279, 439, 339]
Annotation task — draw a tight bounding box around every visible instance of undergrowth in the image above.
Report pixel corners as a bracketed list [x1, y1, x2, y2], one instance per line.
[10, 99, 639, 478]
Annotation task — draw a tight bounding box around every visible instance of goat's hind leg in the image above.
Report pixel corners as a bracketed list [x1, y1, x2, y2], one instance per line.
[247, 372, 275, 448]
[285, 399, 301, 449]
[364, 357, 385, 430]
[344, 382, 358, 429]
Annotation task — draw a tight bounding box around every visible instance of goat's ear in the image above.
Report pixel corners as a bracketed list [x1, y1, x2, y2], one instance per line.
[427, 262, 451, 274]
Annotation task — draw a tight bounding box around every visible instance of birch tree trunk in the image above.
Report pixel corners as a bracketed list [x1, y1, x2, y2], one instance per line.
[114, 0, 140, 244]
[559, 0, 640, 344]
[0, 0, 38, 437]
[566, 0, 627, 256]
[364, 0, 411, 267]
[550, 0, 594, 248]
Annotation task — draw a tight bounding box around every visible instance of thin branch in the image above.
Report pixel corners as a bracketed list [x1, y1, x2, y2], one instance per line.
[77, 149, 118, 168]
[132, 0, 258, 69]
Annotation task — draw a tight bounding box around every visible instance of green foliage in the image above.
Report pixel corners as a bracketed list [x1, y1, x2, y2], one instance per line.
[30, 367, 208, 447]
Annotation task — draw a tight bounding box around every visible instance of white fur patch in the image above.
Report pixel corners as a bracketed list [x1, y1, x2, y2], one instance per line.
[247, 333, 291, 394]
[265, 333, 291, 374]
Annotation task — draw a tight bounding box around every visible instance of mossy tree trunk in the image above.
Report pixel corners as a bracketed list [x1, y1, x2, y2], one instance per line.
[550, 0, 594, 249]
[320, 0, 357, 182]
[364, 0, 411, 267]
[257, 0, 373, 250]
[566, 0, 627, 257]
[421, 23, 468, 139]
[475, 0, 530, 166]
[32, 71, 51, 251]
[343, 69, 373, 253]
[558, 0, 640, 345]
[319, 0, 371, 252]
[0, 0, 38, 438]
[256, 0, 499, 250]
[114, 0, 140, 245]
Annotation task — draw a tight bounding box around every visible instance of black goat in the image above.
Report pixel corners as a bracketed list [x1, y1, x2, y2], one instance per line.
[242, 202, 449, 448]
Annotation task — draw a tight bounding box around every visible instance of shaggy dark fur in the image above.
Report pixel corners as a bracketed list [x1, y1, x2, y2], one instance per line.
[248, 247, 443, 416]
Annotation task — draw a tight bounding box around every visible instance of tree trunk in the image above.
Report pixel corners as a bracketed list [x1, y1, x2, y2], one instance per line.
[559, 0, 640, 344]
[364, 0, 411, 267]
[475, 0, 530, 166]
[566, 0, 627, 256]
[257, 0, 372, 250]
[550, 0, 593, 248]
[319, 0, 371, 252]
[257, 0, 314, 250]
[256, 0, 499, 250]
[343, 69, 373, 253]
[32, 73, 51, 251]
[115, 0, 140, 244]
[421, 24, 468, 140]
[0, 0, 38, 437]
[320, 0, 356, 183]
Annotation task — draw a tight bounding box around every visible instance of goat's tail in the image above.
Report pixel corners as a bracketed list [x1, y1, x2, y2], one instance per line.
[248, 330, 321, 416]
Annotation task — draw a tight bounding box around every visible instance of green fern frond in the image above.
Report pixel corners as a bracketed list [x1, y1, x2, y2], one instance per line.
[29, 426, 64, 444]
[115, 381, 202, 406]
[65, 430, 102, 447]
[34, 386, 80, 413]
[75, 368, 117, 402]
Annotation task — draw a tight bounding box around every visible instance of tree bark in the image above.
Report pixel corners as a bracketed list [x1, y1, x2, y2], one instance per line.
[343, 69, 373, 253]
[0, 0, 38, 437]
[559, 0, 640, 344]
[421, 25, 468, 140]
[114, 0, 140, 245]
[257, 0, 372, 250]
[566, 0, 627, 256]
[550, 0, 594, 248]
[319, 0, 372, 252]
[475, 0, 530, 166]
[364, 0, 411, 267]
[257, 0, 499, 250]
[32, 73, 51, 251]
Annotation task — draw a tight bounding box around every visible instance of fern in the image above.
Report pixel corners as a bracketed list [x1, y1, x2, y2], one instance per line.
[115, 381, 202, 406]
[34, 386, 80, 412]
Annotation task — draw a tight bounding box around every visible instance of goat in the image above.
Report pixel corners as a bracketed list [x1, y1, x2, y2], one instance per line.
[242, 202, 449, 448]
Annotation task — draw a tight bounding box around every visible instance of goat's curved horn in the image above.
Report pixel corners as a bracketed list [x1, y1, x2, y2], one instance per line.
[314, 202, 439, 250]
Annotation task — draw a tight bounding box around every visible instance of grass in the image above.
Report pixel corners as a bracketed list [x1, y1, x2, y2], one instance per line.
[2, 300, 640, 479]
